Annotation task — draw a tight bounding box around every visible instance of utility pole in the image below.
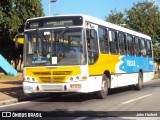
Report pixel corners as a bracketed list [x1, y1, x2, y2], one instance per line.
[48, 0, 57, 16]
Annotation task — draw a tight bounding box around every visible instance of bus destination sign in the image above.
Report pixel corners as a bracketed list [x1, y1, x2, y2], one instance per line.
[44, 20, 73, 27]
[25, 16, 83, 29]
[30, 22, 39, 29]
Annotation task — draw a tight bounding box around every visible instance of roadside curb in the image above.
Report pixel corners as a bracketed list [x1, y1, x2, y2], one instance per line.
[0, 93, 49, 107]
[0, 98, 18, 106]
[0, 86, 22, 92]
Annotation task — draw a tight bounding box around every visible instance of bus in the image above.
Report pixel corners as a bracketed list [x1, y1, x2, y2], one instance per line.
[23, 14, 154, 99]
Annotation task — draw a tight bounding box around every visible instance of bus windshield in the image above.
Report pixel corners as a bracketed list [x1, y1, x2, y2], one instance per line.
[24, 28, 86, 66]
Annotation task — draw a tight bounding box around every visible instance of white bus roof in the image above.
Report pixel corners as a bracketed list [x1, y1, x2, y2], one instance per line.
[81, 14, 151, 40]
[27, 14, 151, 40]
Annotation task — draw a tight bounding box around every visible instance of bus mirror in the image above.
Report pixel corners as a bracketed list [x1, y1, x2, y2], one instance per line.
[15, 37, 18, 49]
[15, 33, 24, 49]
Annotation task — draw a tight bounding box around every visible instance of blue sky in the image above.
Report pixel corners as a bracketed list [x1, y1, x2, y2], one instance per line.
[41, 0, 159, 20]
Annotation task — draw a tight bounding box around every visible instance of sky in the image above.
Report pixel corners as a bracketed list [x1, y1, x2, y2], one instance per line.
[41, 0, 160, 20]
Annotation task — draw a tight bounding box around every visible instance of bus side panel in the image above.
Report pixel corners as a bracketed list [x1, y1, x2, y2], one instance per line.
[88, 54, 154, 89]
[115, 55, 154, 87]
[88, 54, 120, 76]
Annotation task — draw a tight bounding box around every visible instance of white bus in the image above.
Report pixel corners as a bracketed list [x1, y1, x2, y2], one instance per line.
[23, 15, 154, 99]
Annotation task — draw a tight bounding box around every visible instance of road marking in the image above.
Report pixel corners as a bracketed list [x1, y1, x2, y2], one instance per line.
[73, 117, 88, 120]
[119, 94, 152, 105]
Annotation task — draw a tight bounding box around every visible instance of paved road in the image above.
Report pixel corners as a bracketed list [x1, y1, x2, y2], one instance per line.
[0, 79, 160, 119]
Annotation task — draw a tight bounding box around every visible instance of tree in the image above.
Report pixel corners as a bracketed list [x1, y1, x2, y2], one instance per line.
[0, 0, 44, 70]
[153, 44, 160, 63]
[106, 9, 126, 25]
[106, 1, 160, 63]
[125, 1, 160, 43]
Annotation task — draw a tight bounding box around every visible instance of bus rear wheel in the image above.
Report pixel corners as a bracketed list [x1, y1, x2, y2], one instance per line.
[135, 72, 143, 90]
[95, 74, 108, 99]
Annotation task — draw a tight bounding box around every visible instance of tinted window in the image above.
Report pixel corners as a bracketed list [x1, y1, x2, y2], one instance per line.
[127, 35, 134, 55]
[98, 26, 109, 53]
[109, 30, 118, 54]
[140, 38, 146, 56]
[134, 37, 141, 56]
[146, 40, 152, 57]
[87, 29, 99, 64]
[119, 32, 126, 55]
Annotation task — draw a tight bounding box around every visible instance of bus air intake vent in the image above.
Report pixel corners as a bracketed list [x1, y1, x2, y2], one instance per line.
[33, 71, 72, 83]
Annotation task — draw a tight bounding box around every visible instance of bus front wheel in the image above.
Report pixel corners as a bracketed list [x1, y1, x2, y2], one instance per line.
[95, 74, 109, 99]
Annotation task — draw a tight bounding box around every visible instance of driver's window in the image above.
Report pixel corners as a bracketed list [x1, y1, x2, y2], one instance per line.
[86, 29, 99, 64]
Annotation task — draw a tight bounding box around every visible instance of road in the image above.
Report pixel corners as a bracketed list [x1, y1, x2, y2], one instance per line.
[0, 79, 160, 119]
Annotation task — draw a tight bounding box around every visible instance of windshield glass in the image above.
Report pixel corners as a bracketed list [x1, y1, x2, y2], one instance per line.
[24, 28, 86, 66]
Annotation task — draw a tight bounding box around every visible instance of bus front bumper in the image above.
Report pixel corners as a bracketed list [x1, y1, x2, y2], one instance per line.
[23, 81, 87, 94]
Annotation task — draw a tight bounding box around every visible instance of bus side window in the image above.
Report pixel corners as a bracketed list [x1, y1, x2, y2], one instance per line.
[126, 35, 134, 55]
[109, 29, 118, 54]
[140, 38, 147, 57]
[118, 32, 126, 55]
[134, 37, 141, 56]
[146, 40, 152, 57]
[86, 29, 99, 64]
[98, 26, 109, 53]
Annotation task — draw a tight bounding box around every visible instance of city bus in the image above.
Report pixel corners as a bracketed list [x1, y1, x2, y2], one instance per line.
[23, 14, 154, 99]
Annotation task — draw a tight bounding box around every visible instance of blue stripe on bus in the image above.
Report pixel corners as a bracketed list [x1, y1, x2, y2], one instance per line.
[119, 56, 154, 73]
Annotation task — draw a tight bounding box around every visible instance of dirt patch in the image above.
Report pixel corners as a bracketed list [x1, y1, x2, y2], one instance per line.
[0, 72, 23, 82]
[153, 73, 160, 80]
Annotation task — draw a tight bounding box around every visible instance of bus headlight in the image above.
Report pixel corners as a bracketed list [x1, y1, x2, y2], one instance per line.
[69, 76, 80, 82]
[70, 77, 74, 81]
[25, 77, 38, 82]
[27, 77, 30, 81]
[76, 76, 79, 80]
[32, 78, 36, 82]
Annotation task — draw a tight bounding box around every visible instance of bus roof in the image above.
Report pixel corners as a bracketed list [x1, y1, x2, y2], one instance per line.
[26, 14, 151, 40]
[81, 14, 151, 40]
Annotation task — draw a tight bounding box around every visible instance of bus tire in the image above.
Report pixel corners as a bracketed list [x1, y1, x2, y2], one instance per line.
[95, 74, 108, 99]
[49, 93, 62, 100]
[135, 72, 143, 90]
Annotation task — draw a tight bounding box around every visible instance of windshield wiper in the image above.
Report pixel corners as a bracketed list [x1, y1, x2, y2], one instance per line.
[56, 26, 69, 41]
[35, 29, 47, 57]
[36, 29, 46, 41]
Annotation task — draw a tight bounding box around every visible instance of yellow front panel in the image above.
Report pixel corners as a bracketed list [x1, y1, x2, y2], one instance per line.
[26, 66, 81, 83]
[89, 54, 120, 75]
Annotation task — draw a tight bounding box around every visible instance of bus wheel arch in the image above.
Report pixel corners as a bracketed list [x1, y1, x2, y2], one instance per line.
[96, 74, 109, 99]
[135, 70, 143, 90]
[94, 70, 111, 99]
[104, 70, 111, 88]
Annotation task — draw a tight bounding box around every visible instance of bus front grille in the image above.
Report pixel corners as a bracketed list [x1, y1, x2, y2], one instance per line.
[39, 76, 66, 83]
[33, 71, 72, 83]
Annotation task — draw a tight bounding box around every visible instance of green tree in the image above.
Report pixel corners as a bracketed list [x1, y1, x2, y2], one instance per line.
[106, 9, 126, 26]
[106, 1, 160, 62]
[153, 44, 160, 63]
[125, 1, 160, 43]
[0, 0, 44, 70]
